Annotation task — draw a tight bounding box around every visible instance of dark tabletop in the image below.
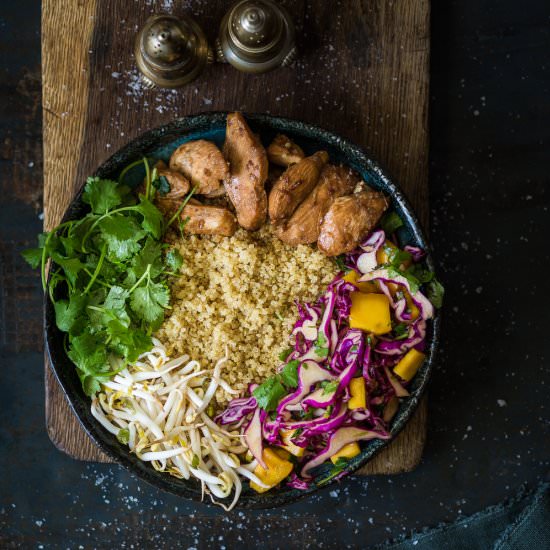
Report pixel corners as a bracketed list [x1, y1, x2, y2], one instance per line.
[0, 1, 549, 548]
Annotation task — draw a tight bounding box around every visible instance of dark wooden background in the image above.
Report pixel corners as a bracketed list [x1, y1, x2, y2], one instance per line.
[1, 0, 549, 548]
[42, 0, 430, 471]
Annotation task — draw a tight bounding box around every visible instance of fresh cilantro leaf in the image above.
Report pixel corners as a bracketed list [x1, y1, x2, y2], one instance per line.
[88, 286, 131, 333]
[380, 211, 404, 234]
[82, 177, 131, 214]
[165, 248, 183, 272]
[131, 238, 164, 279]
[104, 285, 129, 311]
[54, 293, 88, 335]
[70, 214, 98, 252]
[427, 278, 444, 308]
[253, 376, 287, 412]
[130, 281, 169, 328]
[320, 380, 339, 395]
[67, 329, 111, 385]
[280, 360, 300, 388]
[21, 247, 42, 268]
[278, 347, 293, 362]
[59, 232, 83, 257]
[108, 324, 151, 362]
[135, 197, 164, 239]
[51, 252, 85, 288]
[117, 428, 130, 444]
[98, 214, 145, 262]
[80, 374, 101, 396]
[152, 175, 171, 196]
[388, 248, 413, 270]
[25, 169, 180, 397]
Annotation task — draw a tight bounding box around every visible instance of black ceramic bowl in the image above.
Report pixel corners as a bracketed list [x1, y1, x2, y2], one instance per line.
[45, 112, 440, 509]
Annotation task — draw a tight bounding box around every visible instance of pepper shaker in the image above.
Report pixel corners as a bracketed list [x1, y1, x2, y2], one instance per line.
[216, 0, 297, 73]
[135, 14, 213, 89]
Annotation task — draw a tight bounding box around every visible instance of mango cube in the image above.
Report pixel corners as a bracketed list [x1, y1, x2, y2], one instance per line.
[348, 377, 367, 409]
[393, 348, 426, 381]
[250, 448, 294, 494]
[349, 292, 392, 335]
[376, 240, 398, 265]
[280, 429, 305, 457]
[343, 270, 378, 293]
[330, 442, 361, 464]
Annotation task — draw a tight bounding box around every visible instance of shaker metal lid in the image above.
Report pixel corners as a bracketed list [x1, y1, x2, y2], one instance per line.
[217, 0, 296, 73]
[135, 14, 212, 88]
[228, 0, 284, 55]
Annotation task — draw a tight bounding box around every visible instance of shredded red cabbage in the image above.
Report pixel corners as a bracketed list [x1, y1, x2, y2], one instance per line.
[217, 229, 435, 490]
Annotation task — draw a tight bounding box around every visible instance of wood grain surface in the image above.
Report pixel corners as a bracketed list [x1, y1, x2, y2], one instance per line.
[42, 0, 430, 473]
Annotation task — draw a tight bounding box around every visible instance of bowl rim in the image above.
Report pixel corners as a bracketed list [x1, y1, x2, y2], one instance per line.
[44, 111, 441, 509]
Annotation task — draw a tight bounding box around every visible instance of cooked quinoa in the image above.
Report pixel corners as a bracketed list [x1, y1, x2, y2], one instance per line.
[156, 225, 337, 405]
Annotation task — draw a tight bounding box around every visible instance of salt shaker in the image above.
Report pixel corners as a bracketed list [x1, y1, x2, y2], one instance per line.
[216, 0, 297, 73]
[135, 14, 213, 88]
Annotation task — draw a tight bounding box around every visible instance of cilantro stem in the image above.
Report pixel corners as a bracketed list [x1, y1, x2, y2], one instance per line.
[80, 205, 139, 253]
[82, 269, 112, 288]
[143, 157, 152, 201]
[40, 221, 75, 291]
[149, 166, 158, 201]
[118, 158, 147, 185]
[165, 186, 197, 230]
[83, 245, 106, 295]
[128, 264, 151, 294]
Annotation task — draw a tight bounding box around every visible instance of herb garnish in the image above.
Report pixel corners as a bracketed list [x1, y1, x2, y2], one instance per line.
[252, 376, 287, 412]
[280, 360, 300, 388]
[317, 457, 349, 484]
[152, 175, 171, 196]
[253, 359, 301, 412]
[380, 211, 404, 234]
[392, 323, 410, 340]
[23, 159, 189, 396]
[320, 380, 339, 396]
[334, 254, 348, 272]
[427, 278, 445, 308]
[278, 347, 293, 362]
[117, 428, 130, 445]
[314, 332, 329, 358]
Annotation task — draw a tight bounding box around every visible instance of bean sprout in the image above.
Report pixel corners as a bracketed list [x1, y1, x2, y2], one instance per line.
[93, 342, 247, 510]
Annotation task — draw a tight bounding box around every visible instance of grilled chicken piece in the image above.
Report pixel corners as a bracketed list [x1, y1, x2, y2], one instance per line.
[275, 165, 359, 245]
[223, 112, 269, 231]
[136, 160, 190, 199]
[268, 151, 329, 224]
[317, 190, 388, 256]
[169, 140, 229, 197]
[267, 134, 305, 167]
[153, 160, 190, 199]
[156, 197, 237, 237]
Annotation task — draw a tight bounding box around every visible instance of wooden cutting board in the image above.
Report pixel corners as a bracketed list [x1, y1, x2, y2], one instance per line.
[42, 0, 430, 474]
